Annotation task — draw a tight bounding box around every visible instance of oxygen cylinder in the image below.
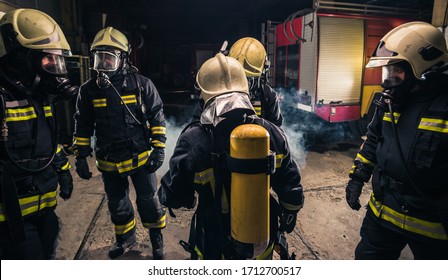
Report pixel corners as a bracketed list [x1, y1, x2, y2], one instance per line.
[230, 124, 270, 258]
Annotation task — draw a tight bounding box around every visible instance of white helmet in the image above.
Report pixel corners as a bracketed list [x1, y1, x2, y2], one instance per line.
[196, 53, 249, 105]
[366, 21, 448, 80]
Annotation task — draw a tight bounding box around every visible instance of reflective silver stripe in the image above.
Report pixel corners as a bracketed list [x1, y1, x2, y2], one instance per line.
[43, 105, 53, 117]
[280, 200, 303, 212]
[418, 118, 448, 133]
[151, 140, 166, 148]
[383, 112, 400, 123]
[194, 168, 214, 185]
[142, 214, 167, 229]
[121, 95, 137, 104]
[368, 195, 448, 240]
[93, 98, 107, 107]
[114, 219, 136, 235]
[0, 191, 57, 222]
[96, 150, 150, 173]
[5, 99, 29, 107]
[5, 106, 37, 122]
[151, 126, 166, 135]
[74, 137, 91, 146]
[275, 154, 284, 168]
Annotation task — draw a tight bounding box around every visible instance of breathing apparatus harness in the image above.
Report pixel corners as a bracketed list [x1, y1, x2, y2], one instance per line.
[178, 117, 295, 259]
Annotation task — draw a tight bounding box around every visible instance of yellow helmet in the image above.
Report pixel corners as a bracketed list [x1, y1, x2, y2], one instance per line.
[228, 37, 267, 77]
[196, 53, 249, 105]
[366, 21, 448, 80]
[0, 8, 71, 57]
[91, 26, 129, 53]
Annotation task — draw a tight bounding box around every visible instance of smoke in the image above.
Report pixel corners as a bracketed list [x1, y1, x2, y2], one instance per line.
[276, 87, 310, 168]
[156, 117, 185, 177]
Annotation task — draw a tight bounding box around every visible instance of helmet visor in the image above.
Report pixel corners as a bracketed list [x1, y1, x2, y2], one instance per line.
[93, 51, 120, 71]
[41, 54, 68, 75]
[366, 41, 400, 68]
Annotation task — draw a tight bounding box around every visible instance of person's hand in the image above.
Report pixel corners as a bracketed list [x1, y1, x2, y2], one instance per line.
[346, 178, 364, 210]
[148, 148, 164, 173]
[280, 209, 297, 234]
[58, 170, 73, 200]
[75, 157, 92, 180]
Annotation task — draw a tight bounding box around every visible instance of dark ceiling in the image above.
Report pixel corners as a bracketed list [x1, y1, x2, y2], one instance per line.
[78, 0, 435, 45]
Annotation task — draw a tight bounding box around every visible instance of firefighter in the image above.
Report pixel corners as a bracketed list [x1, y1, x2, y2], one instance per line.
[345, 21, 448, 259]
[73, 27, 166, 259]
[158, 53, 304, 259]
[0, 8, 75, 259]
[228, 37, 283, 127]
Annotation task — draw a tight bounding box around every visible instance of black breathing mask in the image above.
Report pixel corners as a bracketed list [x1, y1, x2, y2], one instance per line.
[96, 71, 112, 89]
[380, 61, 417, 102]
[92, 49, 123, 89]
[37, 53, 78, 100]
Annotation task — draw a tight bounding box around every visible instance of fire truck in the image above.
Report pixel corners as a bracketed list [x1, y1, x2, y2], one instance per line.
[264, 0, 428, 134]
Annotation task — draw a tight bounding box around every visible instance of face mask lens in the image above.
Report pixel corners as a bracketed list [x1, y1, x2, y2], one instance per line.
[41, 54, 67, 74]
[381, 65, 405, 88]
[93, 51, 120, 71]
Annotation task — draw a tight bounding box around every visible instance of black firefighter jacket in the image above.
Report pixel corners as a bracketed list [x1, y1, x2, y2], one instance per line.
[251, 83, 283, 127]
[355, 75, 448, 241]
[73, 73, 166, 175]
[0, 82, 70, 226]
[158, 113, 304, 258]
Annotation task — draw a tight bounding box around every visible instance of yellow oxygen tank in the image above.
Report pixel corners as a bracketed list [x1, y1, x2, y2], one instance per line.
[230, 124, 270, 258]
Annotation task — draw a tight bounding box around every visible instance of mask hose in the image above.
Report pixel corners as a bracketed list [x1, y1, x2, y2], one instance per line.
[96, 71, 142, 125]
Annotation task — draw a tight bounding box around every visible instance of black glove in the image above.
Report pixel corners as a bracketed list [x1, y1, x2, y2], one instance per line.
[148, 148, 164, 173]
[346, 178, 364, 210]
[75, 157, 92, 180]
[280, 209, 297, 234]
[58, 170, 73, 200]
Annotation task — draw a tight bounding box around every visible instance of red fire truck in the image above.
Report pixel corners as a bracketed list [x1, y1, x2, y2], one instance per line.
[264, 0, 428, 134]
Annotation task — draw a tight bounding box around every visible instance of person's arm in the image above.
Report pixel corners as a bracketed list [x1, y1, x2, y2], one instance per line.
[158, 133, 196, 209]
[73, 85, 94, 157]
[346, 106, 383, 210]
[264, 84, 283, 127]
[143, 78, 166, 150]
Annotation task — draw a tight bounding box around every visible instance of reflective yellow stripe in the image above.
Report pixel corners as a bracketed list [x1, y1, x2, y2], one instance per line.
[151, 126, 166, 135]
[96, 150, 150, 173]
[255, 241, 275, 260]
[192, 246, 204, 260]
[355, 153, 375, 167]
[61, 161, 71, 170]
[43, 106, 52, 117]
[194, 168, 214, 185]
[142, 214, 167, 229]
[275, 154, 284, 168]
[280, 200, 302, 212]
[418, 118, 448, 133]
[151, 140, 166, 148]
[0, 191, 57, 222]
[93, 98, 107, 107]
[254, 106, 262, 116]
[194, 168, 227, 213]
[74, 136, 91, 146]
[383, 112, 400, 123]
[368, 195, 448, 240]
[5, 107, 37, 122]
[114, 219, 136, 235]
[121, 95, 137, 104]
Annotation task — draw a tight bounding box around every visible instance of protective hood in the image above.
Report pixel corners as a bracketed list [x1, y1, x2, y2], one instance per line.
[200, 92, 256, 127]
